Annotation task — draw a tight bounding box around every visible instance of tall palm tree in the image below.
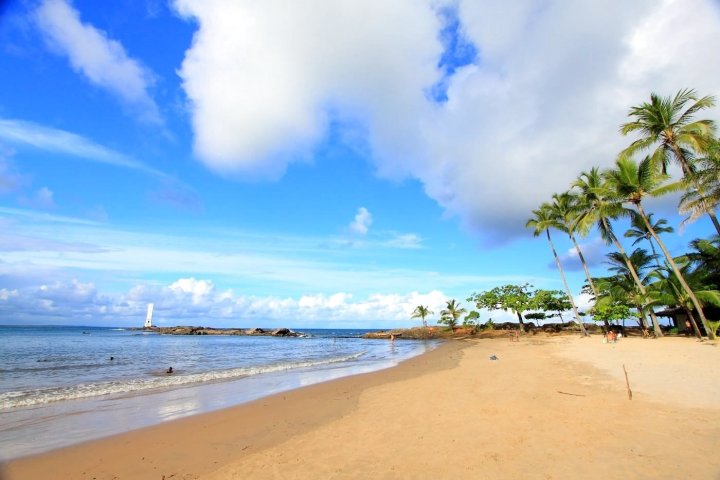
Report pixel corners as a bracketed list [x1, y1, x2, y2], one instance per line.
[439, 299, 466, 332]
[551, 192, 600, 300]
[526, 203, 588, 336]
[604, 156, 715, 339]
[572, 168, 663, 336]
[624, 213, 673, 269]
[411, 305, 433, 328]
[619, 89, 720, 234]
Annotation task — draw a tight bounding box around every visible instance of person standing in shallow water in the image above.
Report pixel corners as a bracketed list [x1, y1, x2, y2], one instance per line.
[166, 367, 173, 374]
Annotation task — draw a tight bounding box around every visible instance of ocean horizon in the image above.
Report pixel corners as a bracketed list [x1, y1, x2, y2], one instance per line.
[0, 325, 438, 460]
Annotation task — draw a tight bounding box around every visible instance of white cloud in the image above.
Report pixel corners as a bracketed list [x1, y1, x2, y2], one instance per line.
[386, 233, 422, 249]
[0, 274, 457, 327]
[173, 0, 443, 177]
[34, 0, 160, 123]
[173, 0, 720, 242]
[0, 119, 169, 177]
[349, 207, 372, 235]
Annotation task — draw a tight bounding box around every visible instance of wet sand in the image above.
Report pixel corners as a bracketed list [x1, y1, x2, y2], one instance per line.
[4, 335, 720, 479]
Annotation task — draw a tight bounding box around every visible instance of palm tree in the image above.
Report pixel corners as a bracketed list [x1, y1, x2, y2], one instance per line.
[679, 146, 720, 229]
[619, 89, 720, 234]
[604, 156, 715, 339]
[572, 168, 663, 336]
[646, 262, 720, 339]
[410, 305, 433, 328]
[551, 192, 600, 300]
[624, 213, 673, 269]
[526, 203, 588, 336]
[605, 249, 657, 332]
[439, 299, 466, 332]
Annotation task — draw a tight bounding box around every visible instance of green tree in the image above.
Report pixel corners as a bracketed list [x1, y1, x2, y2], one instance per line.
[679, 145, 720, 229]
[533, 289, 572, 323]
[604, 156, 714, 339]
[411, 305, 433, 328]
[526, 203, 588, 336]
[439, 299, 466, 332]
[551, 192, 601, 300]
[468, 284, 535, 333]
[624, 212, 673, 269]
[604, 249, 657, 332]
[573, 168, 663, 335]
[619, 88, 720, 234]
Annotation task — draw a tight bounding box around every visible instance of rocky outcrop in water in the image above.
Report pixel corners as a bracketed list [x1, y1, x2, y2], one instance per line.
[134, 326, 303, 337]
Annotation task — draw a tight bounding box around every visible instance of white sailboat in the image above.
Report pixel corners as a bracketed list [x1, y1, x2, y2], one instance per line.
[144, 303, 154, 328]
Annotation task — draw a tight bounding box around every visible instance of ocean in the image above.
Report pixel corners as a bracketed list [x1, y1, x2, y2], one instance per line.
[0, 325, 437, 460]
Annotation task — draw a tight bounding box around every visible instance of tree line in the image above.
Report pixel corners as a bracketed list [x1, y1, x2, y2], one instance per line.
[413, 89, 720, 340]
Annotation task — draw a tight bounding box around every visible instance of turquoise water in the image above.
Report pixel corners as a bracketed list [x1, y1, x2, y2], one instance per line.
[0, 325, 436, 459]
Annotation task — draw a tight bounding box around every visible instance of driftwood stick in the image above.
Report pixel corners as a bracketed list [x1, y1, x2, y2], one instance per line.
[557, 391, 586, 397]
[623, 364, 633, 400]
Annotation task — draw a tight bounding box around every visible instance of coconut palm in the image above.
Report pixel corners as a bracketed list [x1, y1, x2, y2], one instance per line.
[551, 192, 600, 300]
[410, 305, 433, 328]
[439, 299, 466, 332]
[619, 89, 720, 233]
[604, 156, 714, 339]
[679, 147, 720, 229]
[572, 168, 663, 335]
[592, 274, 646, 331]
[526, 203, 588, 336]
[605, 249, 657, 332]
[624, 213, 673, 269]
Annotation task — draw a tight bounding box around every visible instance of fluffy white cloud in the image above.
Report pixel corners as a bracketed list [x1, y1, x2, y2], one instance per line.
[349, 207, 372, 235]
[0, 275, 456, 327]
[174, 0, 720, 242]
[34, 0, 160, 123]
[173, 0, 443, 177]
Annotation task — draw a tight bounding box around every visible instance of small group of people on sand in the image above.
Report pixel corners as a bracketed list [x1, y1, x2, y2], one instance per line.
[604, 330, 619, 343]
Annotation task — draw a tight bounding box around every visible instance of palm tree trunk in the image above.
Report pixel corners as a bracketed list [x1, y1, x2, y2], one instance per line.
[569, 233, 599, 297]
[601, 218, 663, 337]
[546, 230, 588, 336]
[683, 307, 702, 339]
[636, 203, 714, 339]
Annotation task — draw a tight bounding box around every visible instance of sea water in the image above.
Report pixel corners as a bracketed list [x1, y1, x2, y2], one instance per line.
[0, 325, 437, 460]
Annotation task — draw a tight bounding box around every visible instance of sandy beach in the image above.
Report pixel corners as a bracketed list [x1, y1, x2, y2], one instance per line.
[3, 334, 720, 480]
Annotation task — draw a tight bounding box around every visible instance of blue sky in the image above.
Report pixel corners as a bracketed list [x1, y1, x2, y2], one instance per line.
[0, 0, 719, 327]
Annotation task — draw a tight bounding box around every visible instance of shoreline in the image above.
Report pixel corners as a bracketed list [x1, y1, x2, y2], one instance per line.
[4, 335, 720, 479]
[0, 336, 438, 461]
[3, 340, 464, 480]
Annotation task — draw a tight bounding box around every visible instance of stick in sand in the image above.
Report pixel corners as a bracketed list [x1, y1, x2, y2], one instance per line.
[623, 364, 633, 400]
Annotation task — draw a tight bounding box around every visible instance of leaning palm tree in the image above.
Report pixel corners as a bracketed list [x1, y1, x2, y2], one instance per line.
[410, 305, 433, 328]
[604, 156, 715, 339]
[619, 89, 720, 234]
[624, 213, 673, 269]
[526, 202, 588, 336]
[439, 299, 466, 332]
[552, 192, 600, 300]
[572, 168, 663, 336]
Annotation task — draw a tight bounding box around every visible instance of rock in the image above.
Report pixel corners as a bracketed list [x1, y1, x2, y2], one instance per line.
[272, 328, 294, 336]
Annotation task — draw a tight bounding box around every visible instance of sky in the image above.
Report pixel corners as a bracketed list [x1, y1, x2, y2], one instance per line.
[0, 0, 719, 328]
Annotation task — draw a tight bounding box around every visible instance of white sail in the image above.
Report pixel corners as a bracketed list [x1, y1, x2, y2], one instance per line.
[144, 303, 154, 328]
